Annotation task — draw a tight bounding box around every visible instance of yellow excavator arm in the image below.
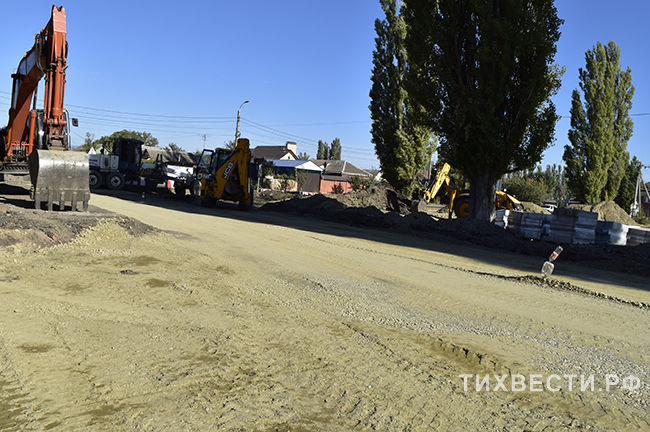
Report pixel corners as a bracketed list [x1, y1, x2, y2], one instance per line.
[421, 162, 458, 215]
[415, 162, 523, 217]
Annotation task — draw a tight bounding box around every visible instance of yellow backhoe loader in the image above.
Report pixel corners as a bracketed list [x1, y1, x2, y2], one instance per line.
[413, 162, 523, 218]
[195, 138, 256, 210]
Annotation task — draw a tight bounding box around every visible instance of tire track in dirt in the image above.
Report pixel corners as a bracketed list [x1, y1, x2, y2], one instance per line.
[0, 321, 38, 431]
[247, 268, 648, 431]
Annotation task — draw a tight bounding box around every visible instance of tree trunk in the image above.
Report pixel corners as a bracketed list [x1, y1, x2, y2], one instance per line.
[469, 172, 497, 222]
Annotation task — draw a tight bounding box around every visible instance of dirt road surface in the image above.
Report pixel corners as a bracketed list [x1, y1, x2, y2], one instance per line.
[1, 190, 648, 431]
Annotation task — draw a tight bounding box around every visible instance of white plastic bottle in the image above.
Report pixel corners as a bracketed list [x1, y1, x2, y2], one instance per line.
[541, 245, 564, 278]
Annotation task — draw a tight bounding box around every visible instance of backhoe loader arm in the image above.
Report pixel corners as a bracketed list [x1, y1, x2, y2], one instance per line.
[423, 163, 452, 203]
[5, 5, 68, 159]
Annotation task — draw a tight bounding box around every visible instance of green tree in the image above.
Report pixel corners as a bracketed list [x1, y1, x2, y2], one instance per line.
[502, 176, 549, 204]
[296, 152, 310, 160]
[224, 139, 237, 150]
[370, 0, 433, 196]
[329, 138, 342, 160]
[78, 132, 97, 152]
[403, 0, 562, 221]
[93, 130, 160, 152]
[296, 170, 307, 193]
[110, 130, 159, 146]
[563, 41, 634, 204]
[534, 164, 568, 202]
[615, 156, 642, 211]
[317, 140, 329, 159]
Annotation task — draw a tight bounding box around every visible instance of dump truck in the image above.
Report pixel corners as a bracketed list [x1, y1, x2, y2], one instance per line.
[413, 162, 523, 217]
[195, 138, 256, 209]
[0, 5, 89, 211]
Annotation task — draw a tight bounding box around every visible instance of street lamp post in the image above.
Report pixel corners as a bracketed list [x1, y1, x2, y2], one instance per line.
[234, 100, 250, 147]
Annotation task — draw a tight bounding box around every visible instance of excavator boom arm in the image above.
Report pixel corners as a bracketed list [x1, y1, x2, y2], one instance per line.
[2, 6, 89, 211]
[6, 5, 68, 156]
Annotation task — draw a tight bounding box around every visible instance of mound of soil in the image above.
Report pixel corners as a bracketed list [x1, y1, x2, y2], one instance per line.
[254, 190, 295, 205]
[569, 201, 636, 225]
[520, 202, 550, 214]
[333, 184, 408, 214]
[0, 202, 155, 253]
[591, 201, 637, 225]
[263, 184, 410, 219]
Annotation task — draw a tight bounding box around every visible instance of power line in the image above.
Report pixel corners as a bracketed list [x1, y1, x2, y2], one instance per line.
[0, 94, 379, 156]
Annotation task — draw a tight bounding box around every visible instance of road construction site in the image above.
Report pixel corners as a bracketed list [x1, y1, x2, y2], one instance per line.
[0, 181, 648, 431]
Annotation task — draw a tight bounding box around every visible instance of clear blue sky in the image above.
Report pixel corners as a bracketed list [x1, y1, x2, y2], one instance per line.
[0, 0, 648, 179]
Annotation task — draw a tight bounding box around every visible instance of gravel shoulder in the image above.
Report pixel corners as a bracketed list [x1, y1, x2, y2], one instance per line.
[0, 186, 648, 430]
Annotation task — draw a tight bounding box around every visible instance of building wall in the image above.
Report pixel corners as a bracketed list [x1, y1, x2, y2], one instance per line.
[320, 178, 352, 194]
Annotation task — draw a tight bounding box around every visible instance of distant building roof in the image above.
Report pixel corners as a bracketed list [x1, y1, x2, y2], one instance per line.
[310, 159, 371, 177]
[142, 145, 197, 165]
[251, 146, 297, 160]
[269, 159, 322, 171]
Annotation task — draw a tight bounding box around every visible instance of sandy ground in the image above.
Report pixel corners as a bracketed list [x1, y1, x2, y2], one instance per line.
[0, 188, 648, 431]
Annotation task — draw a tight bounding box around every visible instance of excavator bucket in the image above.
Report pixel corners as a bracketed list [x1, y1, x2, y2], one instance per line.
[410, 199, 428, 213]
[28, 149, 90, 211]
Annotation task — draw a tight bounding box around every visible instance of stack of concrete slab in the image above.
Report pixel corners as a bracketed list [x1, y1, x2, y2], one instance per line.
[506, 211, 544, 240]
[595, 221, 629, 245]
[496, 207, 650, 246]
[544, 207, 576, 243]
[494, 209, 509, 229]
[572, 209, 599, 244]
[626, 226, 650, 246]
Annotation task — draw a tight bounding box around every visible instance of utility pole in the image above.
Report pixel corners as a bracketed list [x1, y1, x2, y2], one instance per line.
[202, 134, 207, 149]
[234, 100, 250, 145]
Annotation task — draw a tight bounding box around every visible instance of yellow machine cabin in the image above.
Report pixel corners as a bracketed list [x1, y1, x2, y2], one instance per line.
[195, 138, 255, 210]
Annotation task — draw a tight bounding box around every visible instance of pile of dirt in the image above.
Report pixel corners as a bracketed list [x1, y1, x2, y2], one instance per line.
[262, 184, 410, 218]
[520, 202, 550, 214]
[569, 201, 636, 225]
[254, 190, 295, 205]
[333, 184, 409, 214]
[0, 202, 155, 253]
[591, 201, 637, 225]
[262, 194, 404, 229]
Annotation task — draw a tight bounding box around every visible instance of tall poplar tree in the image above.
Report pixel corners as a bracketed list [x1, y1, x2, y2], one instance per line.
[370, 0, 433, 195]
[403, 0, 562, 221]
[563, 41, 634, 204]
[317, 140, 329, 160]
[329, 138, 342, 160]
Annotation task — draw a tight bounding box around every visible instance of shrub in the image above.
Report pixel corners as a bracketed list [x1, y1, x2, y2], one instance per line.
[349, 175, 374, 191]
[331, 183, 344, 194]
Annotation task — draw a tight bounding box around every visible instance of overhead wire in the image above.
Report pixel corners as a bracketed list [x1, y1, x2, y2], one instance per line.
[0, 92, 380, 158]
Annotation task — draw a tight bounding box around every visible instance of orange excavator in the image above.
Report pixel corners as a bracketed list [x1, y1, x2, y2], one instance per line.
[0, 5, 89, 210]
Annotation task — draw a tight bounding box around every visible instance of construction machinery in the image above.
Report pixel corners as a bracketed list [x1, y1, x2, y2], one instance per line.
[88, 138, 165, 190]
[413, 162, 523, 218]
[0, 5, 89, 210]
[195, 138, 256, 209]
